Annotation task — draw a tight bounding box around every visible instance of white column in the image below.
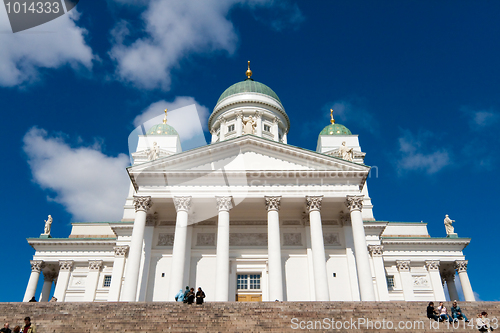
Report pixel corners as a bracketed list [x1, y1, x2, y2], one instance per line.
[236, 111, 243, 136]
[122, 196, 152, 301]
[84, 260, 103, 301]
[39, 271, 57, 302]
[396, 260, 414, 300]
[168, 196, 191, 300]
[210, 129, 218, 143]
[272, 116, 279, 141]
[23, 260, 44, 302]
[305, 226, 316, 300]
[215, 196, 233, 301]
[455, 260, 475, 301]
[425, 261, 446, 301]
[346, 195, 376, 301]
[220, 118, 227, 141]
[255, 111, 262, 137]
[108, 246, 129, 301]
[306, 196, 330, 301]
[265, 196, 283, 301]
[368, 245, 389, 301]
[52, 261, 73, 302]
[138, 215, 155, 301]
[442, 270, 459, 301]
[282, 132, 287, 144]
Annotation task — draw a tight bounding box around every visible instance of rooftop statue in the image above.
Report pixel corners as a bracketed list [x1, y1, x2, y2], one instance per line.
[338, 141, 353, 162]
[43, 215, 52, 235]
[444, 214, 455, 235]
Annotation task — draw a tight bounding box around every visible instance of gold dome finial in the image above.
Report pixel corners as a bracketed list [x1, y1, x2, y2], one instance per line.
[246, 60, 252, 79]
[163, 108, 168, 124]
[330, 109, 335, 124]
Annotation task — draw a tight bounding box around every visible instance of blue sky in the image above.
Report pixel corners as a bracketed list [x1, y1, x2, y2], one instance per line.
[1, 1, 499, 302]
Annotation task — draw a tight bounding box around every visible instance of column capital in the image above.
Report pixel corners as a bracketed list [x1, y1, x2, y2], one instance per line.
[396, 260, 410, 272]
[338, 210, 351, 226]
[254, 111, 262, 119]
[220, 116, 227, 124]
[30, 260, 45, 272]
[306, 196, 323, 212]
[88, 260, 103, 271]
[265, 196, 281, 211]
[441, 269, 455, 281]
[133, 196, 152, 213]
[216, 196, 233, 212]
[59, 260, 74, 271]
[114, 246, 129, 257]
[173, 196, 192, 212]
[425, 260, 440, 271]
[236, 111, 243, 119]
[43, 270, 58, 282]
[273, 116, 280, 124]
[368, 245, 383, 257]
[345, 195, 364, 212]
[455, 260, 468, 273]
[146, 212, 158, 226]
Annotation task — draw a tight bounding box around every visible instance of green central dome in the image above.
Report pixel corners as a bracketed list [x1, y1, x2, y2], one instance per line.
[216, 79, 282, 105]
[146, 123, 178, 136]
[319, 123, 352, 135]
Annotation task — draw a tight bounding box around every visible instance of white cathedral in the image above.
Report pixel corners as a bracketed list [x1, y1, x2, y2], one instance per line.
[24, 63, 475, 303]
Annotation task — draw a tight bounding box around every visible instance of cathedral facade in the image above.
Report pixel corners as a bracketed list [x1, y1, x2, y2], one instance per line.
[24, 65, 475, 303]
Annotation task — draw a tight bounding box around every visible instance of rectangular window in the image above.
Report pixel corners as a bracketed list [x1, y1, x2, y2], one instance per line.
[103, 275, 112, 287]
[386, 275, 394, 290]
[237, 274, 261, 290]
[263, 124, 271, 132]
[237, 274, 248, 290]
[227, 124, 235, 132]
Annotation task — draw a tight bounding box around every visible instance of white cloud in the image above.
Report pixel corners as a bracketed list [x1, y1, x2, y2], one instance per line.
[327, 100, 379, 135]
[0, 8, 94, 87]
[109, 0, 303, 90]
[23, 127, 130, 222]
[396, 130, 451, 175]
[461, 106, 500, 130]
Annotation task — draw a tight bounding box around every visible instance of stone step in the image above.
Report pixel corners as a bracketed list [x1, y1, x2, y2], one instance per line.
[0, 302, 497, 333]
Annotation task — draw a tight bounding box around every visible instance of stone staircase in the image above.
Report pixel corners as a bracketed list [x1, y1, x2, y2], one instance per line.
[1, 301, 498, 332]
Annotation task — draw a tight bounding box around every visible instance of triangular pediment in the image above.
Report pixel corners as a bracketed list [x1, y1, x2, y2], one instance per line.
[129, 135, 369, 173]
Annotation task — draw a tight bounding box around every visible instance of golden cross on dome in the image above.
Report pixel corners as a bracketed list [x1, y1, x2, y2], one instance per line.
[330, 108, 335, 124]
[163, 108, 168, 124]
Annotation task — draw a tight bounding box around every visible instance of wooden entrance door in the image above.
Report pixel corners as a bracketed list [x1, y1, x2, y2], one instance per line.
[236, 294, 262, 302]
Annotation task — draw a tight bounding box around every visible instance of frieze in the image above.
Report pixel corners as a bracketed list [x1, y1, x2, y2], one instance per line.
[283, 233, 302, 246]
[157, 233, 175, 246]
[230, 233, 267, 246]
[197, 233, 215, 246]
[413, 275, 430, 287]
[323, 233, 341, 246]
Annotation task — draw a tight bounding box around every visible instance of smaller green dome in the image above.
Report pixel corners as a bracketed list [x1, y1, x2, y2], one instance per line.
[319, 123, 352, 136]
[146, 123, 178, 136]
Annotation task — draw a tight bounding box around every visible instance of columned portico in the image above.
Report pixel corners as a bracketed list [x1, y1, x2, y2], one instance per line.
[168, 196, 192, 299]
[84, 260, 103, 301]
[442, 270, 459, 301]
[265, 196, 283, 301]
[108, 246, 129, 301]
[23, 260, 44, 302]
[455, 260, 475, 301]
[346, 195, 375, 301]
[425, 261, 446, 301]
[368, 245, 389, 301]
[215, 196, 233, 301]
[53, 260, 73, 302]
[306, 196, 330, 301]
[122, 196, 152, 301]
[39, 270, 57, 302]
